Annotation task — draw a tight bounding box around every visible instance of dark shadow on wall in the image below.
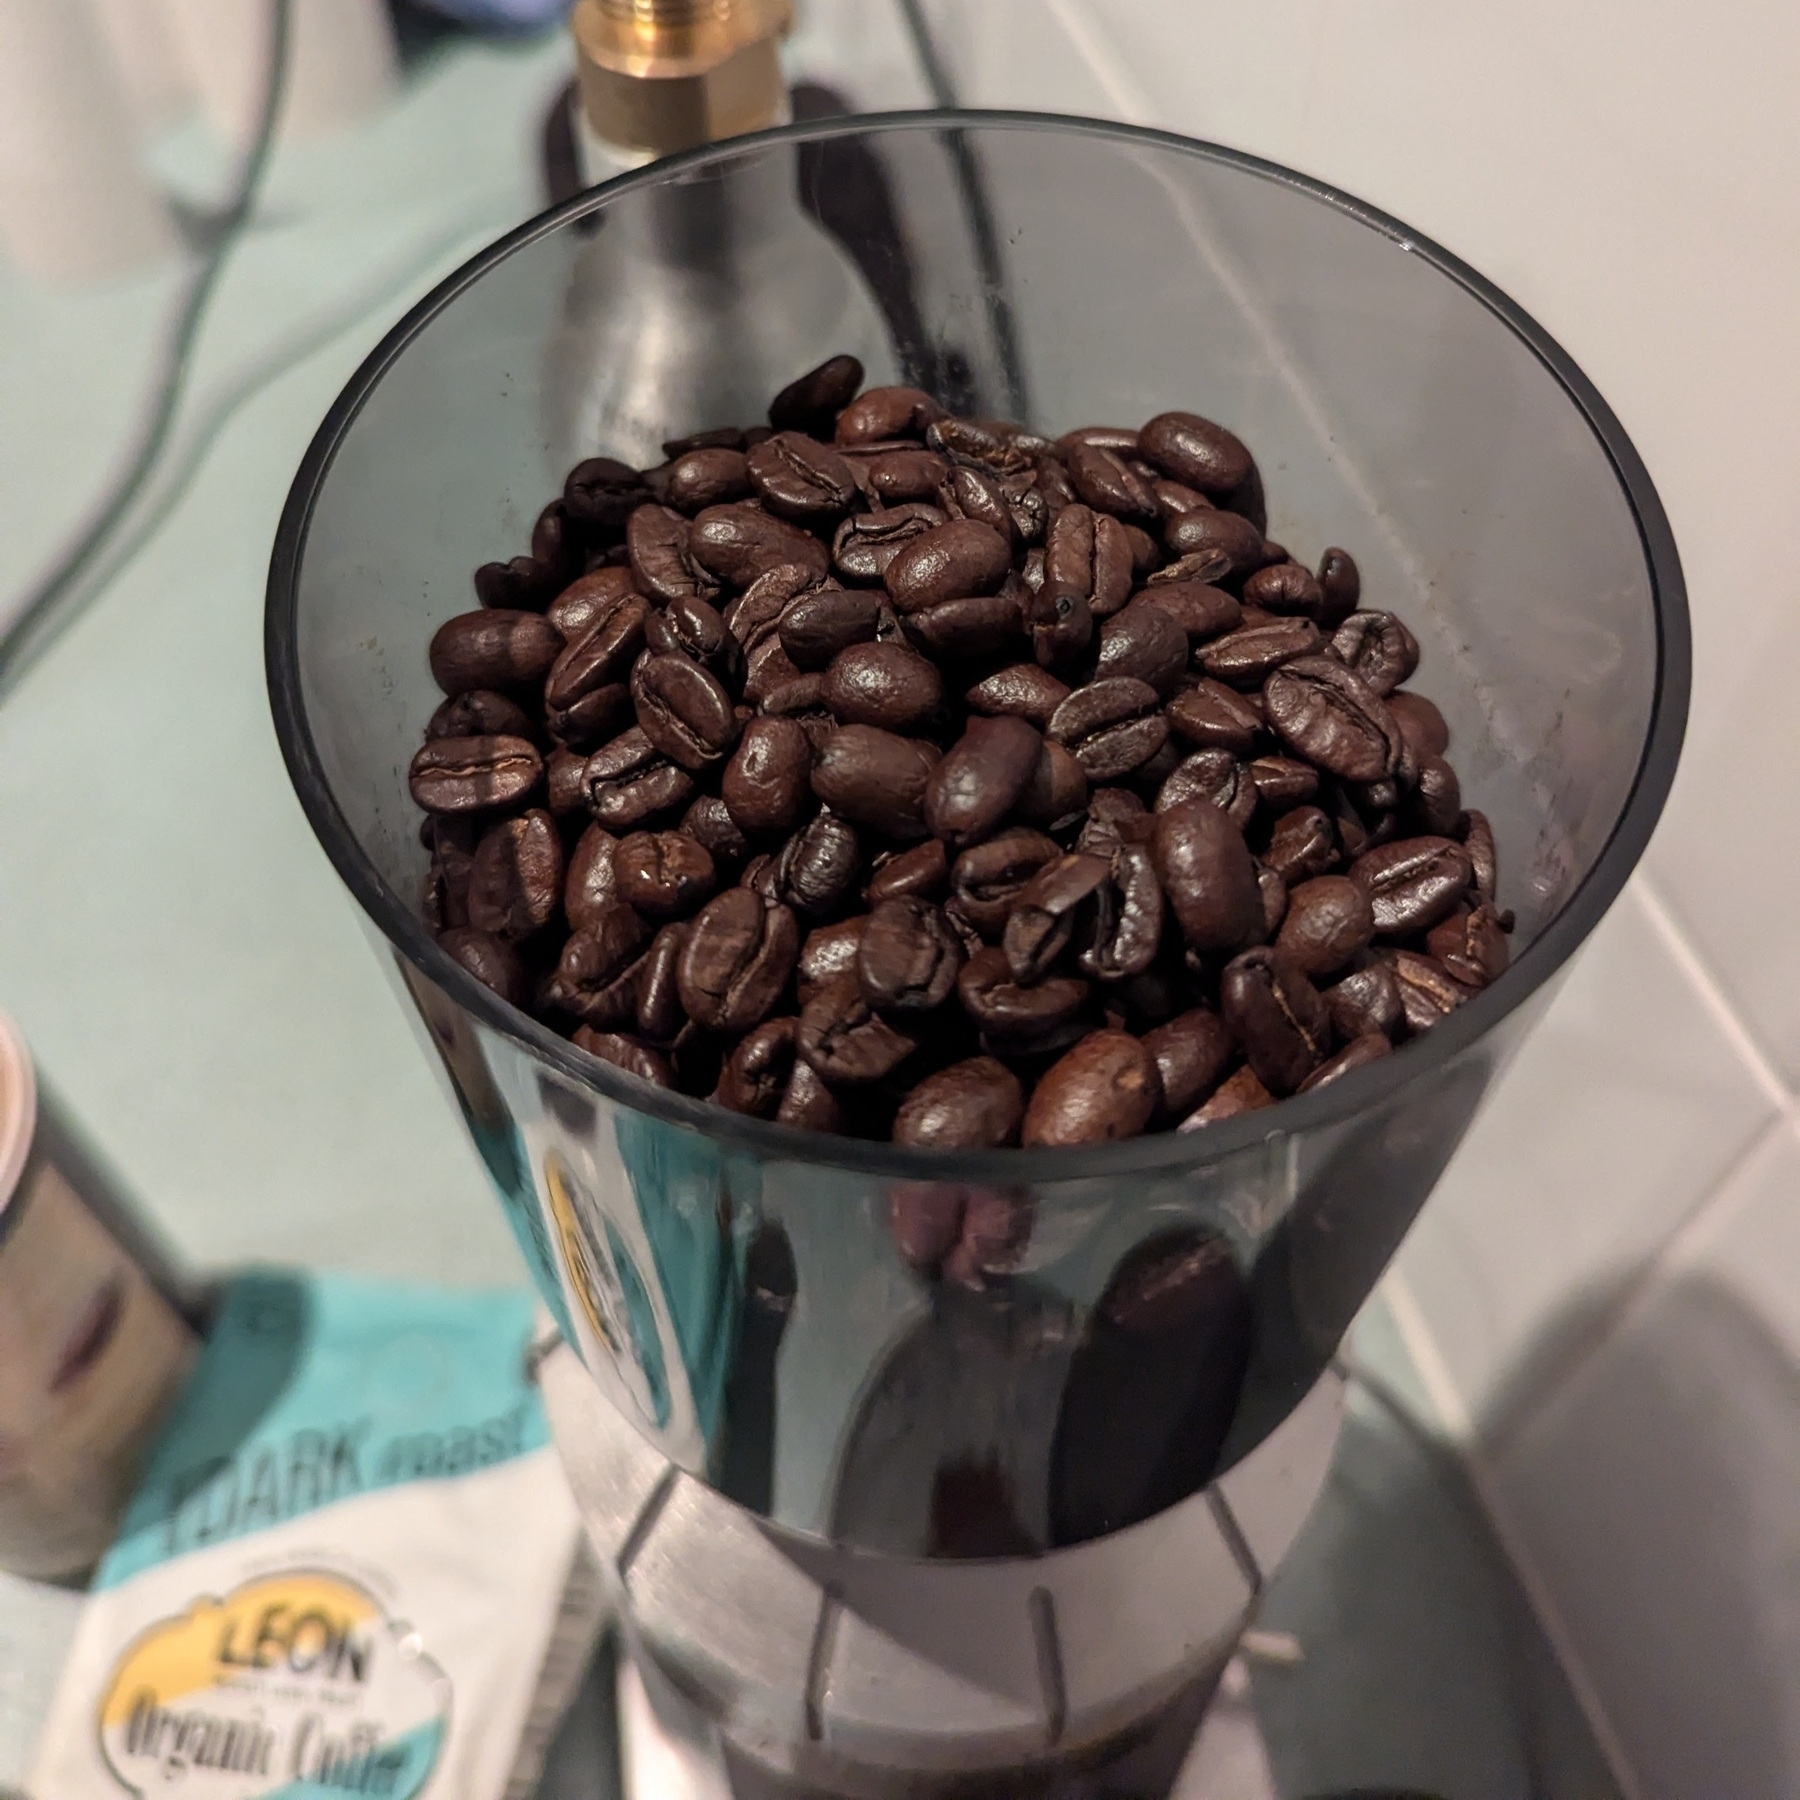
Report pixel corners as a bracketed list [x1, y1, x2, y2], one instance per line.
[1476, 1271, 1800, 1800]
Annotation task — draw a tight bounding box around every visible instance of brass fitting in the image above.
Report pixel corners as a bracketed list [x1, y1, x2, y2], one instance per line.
[571, 0, 793, 159]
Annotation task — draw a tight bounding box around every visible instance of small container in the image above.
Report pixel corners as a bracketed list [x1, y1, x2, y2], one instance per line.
[0, 1015, 197, 1579]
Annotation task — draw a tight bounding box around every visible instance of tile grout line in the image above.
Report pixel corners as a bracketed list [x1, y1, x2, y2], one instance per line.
[1630, 873, 1795, 1116]
[1040, 0, 1162, 124]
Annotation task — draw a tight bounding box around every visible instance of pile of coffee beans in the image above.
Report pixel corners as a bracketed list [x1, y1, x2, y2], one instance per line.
[410, 355, 1509, 1148]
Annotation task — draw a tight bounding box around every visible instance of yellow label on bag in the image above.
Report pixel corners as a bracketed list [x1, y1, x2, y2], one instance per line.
[95, 1569, 450, 1797]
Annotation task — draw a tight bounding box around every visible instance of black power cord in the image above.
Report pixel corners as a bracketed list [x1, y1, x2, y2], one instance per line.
[0, 0, 296, 700]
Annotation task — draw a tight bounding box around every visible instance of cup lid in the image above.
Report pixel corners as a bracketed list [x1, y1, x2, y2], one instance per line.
[0, 1013, 38, 1218]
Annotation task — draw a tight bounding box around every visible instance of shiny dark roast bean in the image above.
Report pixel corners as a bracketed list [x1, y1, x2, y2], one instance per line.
[406, 358, 1508, 1140]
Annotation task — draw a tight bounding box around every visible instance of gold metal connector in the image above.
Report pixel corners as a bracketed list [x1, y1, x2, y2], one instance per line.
[571, 0, 793, 159]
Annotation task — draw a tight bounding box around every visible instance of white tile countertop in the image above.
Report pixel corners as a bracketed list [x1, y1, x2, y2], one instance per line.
[5, 3, 1799, 1796]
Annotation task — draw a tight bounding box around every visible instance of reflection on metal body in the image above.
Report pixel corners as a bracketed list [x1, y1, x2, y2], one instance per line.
[540, 1330, 1345, 1796]
[397, 944, 1512, 1553]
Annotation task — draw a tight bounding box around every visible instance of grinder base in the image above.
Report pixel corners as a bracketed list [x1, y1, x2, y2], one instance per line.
[540, 1339, 1343, 1797]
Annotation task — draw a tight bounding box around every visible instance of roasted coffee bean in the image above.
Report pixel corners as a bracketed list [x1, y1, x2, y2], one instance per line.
[1410, 754, 1463, 836]
[905, 588, 1021, 661]
[1277, 875, 1375, 977]
[1331, 610, 1420, 696]
[1427, 903, 1511, 988]
[417, 365, 1505, 1141]
[664, 446, 752, 513]
[1023, 1031, 1160, 1147]
[1220, 947, 1329, 1095]
[635, 922, 687, 1041]
[884, 520, 1012, 614]
[1049, 678, 1168, 780]
[714, 1017, 799, 1116]
[892, 1058, 1024, 1149]
[832, 503, 945, 582]
[689, 503, 830, 587]
[1323, 958, 1404, 1041]
[1143, 1008, 1233, 1120]
[410, 734, 543, 814]
[858, 897, 964, 1011]
[466, 809, 562, 940]
[682, 793, 751, 868]
[564, 824, 620, 932]
[772, 812, 861, 918]
[778, 1058, 849, 1132]
[747, 431, 858, 522]
[1350, 835, 1472, 935]
[1155, 749, 1257, 828]
[1059, 425, 1142, 456]
[1045, 505, 1136, 617]
[563, 456, 646, 531]
[770, 353, 864, 435]
[811, 725, 939, 839]
[1263, 655, 1405, 781]
[957, 948, 1091, 1054]
[542, 904, 650, 1025]
[1076, 787, 1150, 855]
[1025, 585, 1094, 673]
[1462, 809, 1498, 903]
[429, 610, 562, 695]
[1387, 947, 1479, 1032]
[1298, 1033, 1392, 1093]
[645, 594, 742, 687]
[798, 972, 920, 1085]
[1003, 853, 1110, 982]
[834, 384, 941, 445]
[474, 554, 555, 610]
[1064, 441, 1158, 521]
[822, 641, 944, 733]
[626, 503, 719, 605]
[1246, 755, 1318, 810]
[1151, 799, 1263, 953]
[677, 889, 799, 1031]
[937, 463, 1018, 544]
[544, 591, 647, 714]
[1316, 547, 1360, 626]
[965, 663, 1070, 727]
[1164, 506, 1268, 578]
[778, 586, 884, 670]
[631, 654, 739, 771]
[612, 830, 716, 919]
[1181, 1064, 1276, 1128]
[1387, 689, 1449, 761]
[926, 715, 1043, 850]
[427, 690, 537, 743]
[1078, 844, 1164, 982]
[867, 839, 950, 905]
[574, 1030, 675, 1090]
[543, 745, 586, 817]
[1097, 602, 1188, 695]
[1166, 679, 1262, 754]
[1015, 737, 1090, 831]
[546, 682, 631, 752]
[1133, 581, 1241, 644]
[721, 716, 813, 836]
[1138, 411, 1253, 496]
[797, 915, 867, 1004]
[1242, 561, 1325, 618]
[865, 447, 951, 502]
[582, 728, 696, 830]
[547, 567, 639, 639]
[1198, 619, 1322, 688]
[437, 926, 527, 1007]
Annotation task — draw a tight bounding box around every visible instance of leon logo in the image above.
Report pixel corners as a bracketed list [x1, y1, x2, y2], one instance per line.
[96, 1570, 450, 1797]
